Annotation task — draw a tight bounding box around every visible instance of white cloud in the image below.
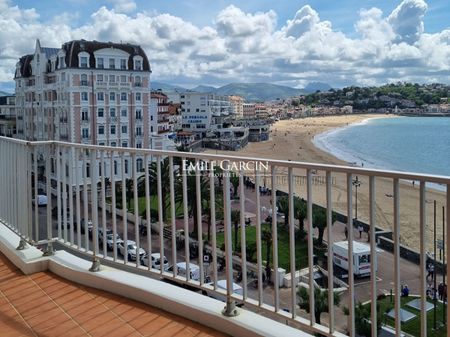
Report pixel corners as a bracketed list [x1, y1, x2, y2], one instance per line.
[0, 0, 449, 90]
[388, 0, 428, 44]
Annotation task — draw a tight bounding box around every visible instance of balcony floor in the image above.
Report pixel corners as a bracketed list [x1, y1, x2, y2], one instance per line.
[0, 253, 227, 337]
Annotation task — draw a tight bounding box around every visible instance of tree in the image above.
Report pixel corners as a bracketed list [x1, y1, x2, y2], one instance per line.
[231, 209, 240, 251]
[276, 196, 289, 226]
[214, 166, 223, 187]
[294, 197, 307, 232]
[298, 286, 341, 325]
[262, 227, 272, 269]
[145, 158, 177, 222]
[175, 172, 209, 236]
[202, 192, 223, 243]
[230, 174, 240, 199]
[343, 302, 382, 336]
[312, 205, 337, 246]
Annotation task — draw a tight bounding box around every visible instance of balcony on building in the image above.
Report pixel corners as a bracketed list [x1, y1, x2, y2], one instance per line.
[0, 135, 449, 337]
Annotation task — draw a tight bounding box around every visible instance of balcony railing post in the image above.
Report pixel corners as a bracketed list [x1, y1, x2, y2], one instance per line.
[222, 165, 239, 317]
[89, 148, 100, 272]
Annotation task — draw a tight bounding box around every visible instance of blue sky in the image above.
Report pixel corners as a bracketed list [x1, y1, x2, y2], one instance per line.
[0, 0, 449, 92]
[16, 0, 450, 33]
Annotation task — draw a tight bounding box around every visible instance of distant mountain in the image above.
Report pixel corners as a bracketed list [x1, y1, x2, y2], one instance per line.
[192, 85, 217, 93]
[0, 91, 12, 96]
[151, 81, 185, 92]
[215, 83, 303, 102]
[303, 82, 332, 93]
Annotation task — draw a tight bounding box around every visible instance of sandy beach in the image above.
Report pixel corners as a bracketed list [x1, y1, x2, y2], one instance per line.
[208, 114, 447, 257]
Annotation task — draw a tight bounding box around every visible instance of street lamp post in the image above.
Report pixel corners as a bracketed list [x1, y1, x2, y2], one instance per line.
[352, 176, 361, 221]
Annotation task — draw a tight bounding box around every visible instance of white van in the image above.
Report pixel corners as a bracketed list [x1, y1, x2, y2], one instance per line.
[204, 279, 243, 303]
[332, 240, 376, 277]
[172, 262, 200, 281]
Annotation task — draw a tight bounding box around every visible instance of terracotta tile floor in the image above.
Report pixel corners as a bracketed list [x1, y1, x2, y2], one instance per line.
[0, 253, 228, 337]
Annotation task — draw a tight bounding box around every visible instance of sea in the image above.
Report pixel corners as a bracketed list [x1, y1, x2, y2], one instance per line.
[313, 116, 450, 178]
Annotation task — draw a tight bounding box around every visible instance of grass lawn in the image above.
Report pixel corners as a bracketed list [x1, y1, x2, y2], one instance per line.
[216, 223, 309, 272]
[110, 195, 184, 220]
[369, 295, 447, 337]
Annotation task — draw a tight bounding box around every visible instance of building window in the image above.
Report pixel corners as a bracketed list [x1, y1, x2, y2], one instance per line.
[86, 163, 90, 178]
[121, 92, 127, 101]
[80, 56, 88, 68]
[136, 93, 141, 101]
[111, 141, 116, 147]
[98, 125, 104, 135]
[122, 141, 127, 148]
[120, 75, 127, 83]
[136, 143, 142, 149]
[110, 92, 115, 102]
[109, 58, 115, 69]
[121, 108, 127, 117]
[98, 108, 104, 118]
[135, 109, 142, 120]
[136, 126, 142, 136]
[81, 92, 88, 101]
[97, 74, 103, 82]
[59, 57, 64, 68]
[134, 59, 142, 70]
[110, 125, 116, 135]
[120, 59, 127, 70]
[82, 128, 89, 138]
[110, 107, 116, 117]
[81, 109, 88, 121]
[121, 125, 127, 134]
[97, 58, 104, 68]
[124, 160, 129, 174]
[109, 74, 115, 83]
[114, 161, 118, 175]
[97, 92, 104, 101]
[136, 158, 143, 171]
[80, 74, 88, 86]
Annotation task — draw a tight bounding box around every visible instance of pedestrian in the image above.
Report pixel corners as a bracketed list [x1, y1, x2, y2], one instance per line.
[427, 263, 434, 280]
[438, 283, 444, 300]
[344, 227, 348, 240]
[358, 225, 363, 239]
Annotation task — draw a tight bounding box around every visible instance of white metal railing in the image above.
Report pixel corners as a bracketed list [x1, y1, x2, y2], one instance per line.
[0, 136, 449, 337]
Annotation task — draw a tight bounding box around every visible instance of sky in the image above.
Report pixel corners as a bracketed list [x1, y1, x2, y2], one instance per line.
[0, 0, 449, 92]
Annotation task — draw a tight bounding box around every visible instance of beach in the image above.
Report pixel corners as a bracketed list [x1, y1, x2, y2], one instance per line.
[208, 114, 447, 256]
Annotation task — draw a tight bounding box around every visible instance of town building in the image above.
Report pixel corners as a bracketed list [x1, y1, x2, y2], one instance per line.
[179, 92, 233, 135]
[14, 39, 152, 181]
[228, 95, 244, 118]
[0, 95, 16, 137]
[243, 103, 256, 118]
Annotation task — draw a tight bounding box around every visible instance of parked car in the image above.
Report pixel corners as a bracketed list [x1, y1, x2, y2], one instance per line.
[141, 253, 169, 271]
[168, 262, 201, 281]
[104, 233, 123, 251]
[117, 240, 146, 261]
[204, 279, 243, 304]
[74, 218, 93, 235]
[34, 195, 48, 206]
[98, 228, 113, 242]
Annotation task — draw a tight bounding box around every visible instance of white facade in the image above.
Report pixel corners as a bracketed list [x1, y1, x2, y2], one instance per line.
[180, 92, 232, 133]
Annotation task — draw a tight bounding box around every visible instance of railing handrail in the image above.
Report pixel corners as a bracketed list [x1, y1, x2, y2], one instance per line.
[2, 136, 449, 185]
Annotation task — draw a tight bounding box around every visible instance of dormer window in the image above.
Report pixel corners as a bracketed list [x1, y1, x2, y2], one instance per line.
[134, 59, 142, 70]
[80, 57, 88, 68]
[109, 58, 115, 69]
[120, 59, 127, 70]
[59, 57, 65, 68]
[97, 58, 104, 69]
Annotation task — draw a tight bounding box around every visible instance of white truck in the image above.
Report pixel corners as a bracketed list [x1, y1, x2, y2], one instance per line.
[332, 240, 376, 277]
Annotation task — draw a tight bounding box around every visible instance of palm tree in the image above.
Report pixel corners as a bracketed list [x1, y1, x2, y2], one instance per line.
[202, 192, 223, 243]
[276, 196, 289, 227]
[214, 166, 223, 187]
[294, 197, 307, 232]
[144, 157, 178, 222]
[230, 174, 239, 199]
[231, 209, 240, 251]
[312, 205, 337, 246]
[262, 227, 272, 269]
[175, 171, 209, 236]
[298, 286, 341, 325]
